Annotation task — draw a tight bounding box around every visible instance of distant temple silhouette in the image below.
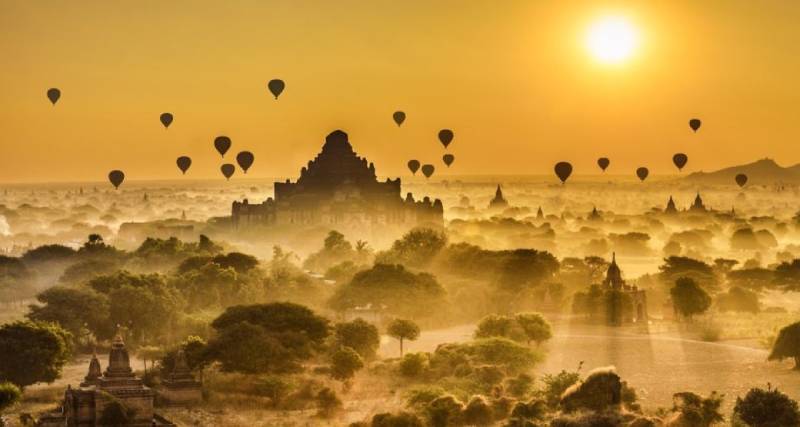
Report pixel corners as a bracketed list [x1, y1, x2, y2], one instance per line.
[488, 185, 508, 209]
[231, 130, 443, 230]
[662, 193, 711, 214]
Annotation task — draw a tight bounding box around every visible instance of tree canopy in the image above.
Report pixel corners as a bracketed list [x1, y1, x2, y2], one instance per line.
[0, 321, 72, 388]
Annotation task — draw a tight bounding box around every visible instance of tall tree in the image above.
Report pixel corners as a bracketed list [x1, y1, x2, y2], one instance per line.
[670, 277, 711, 321]
[0, 321, 72, 388]
[769, 322, 800, 370]
[387, 319, 421, 356]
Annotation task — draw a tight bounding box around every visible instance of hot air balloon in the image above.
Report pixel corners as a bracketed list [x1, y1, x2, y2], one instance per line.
[443, 154, 454, 167]
[393, 111, 406, 127]
[735, 173, 748, 188]
[160, 113, 173, 129]
[220, 164, 235, 180]
[176, 156, 192, 174]
[108, 170, 125, 189]
[597, 157, 610, 172]
[408, 160, 420, 175]
[421, 164, 435, 179]
[636, 167, 649, 182]
[438, 129, 454, 149]
[554, 161, 572, 184]
[47, 88, 61, 105]
[689, 118, 702, 132]
[236, 151, 255, 173]
[673, 153, 688, 171]
[268, 79, 285, 99]
[214, 136, 231, 158]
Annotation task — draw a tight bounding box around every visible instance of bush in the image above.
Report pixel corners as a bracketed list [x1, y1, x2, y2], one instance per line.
[462, 395, 494, 426]
[734, 387, 800, 427]
[334, 318, 380, 360]
[540, 369, 581, 408]
[371, 411, 424, 427]
[399, 353, 428, 378]
[560, 367, 622, 413]
[330, 347, 364, 381]
[425, 395, 464, 427]
[316, 387, 342, 418]
[0, 381, 22, 413]
[405, 386, 447, 411]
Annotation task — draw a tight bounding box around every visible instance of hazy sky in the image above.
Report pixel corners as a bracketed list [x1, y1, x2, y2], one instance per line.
[2, 1, 800, 183]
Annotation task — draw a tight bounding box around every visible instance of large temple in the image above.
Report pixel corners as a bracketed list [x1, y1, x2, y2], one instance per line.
[231, 130, 443, 234]
[39, 334, 175, 426]
[603, 253, 648, 325]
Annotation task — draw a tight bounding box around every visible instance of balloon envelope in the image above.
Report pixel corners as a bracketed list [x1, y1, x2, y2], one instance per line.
[689, 118, 702, 132]
[735, 173, 748, 188]
[393, 111, 406, 126]
[597, 157, 610, 171]
[438, 129, 454, 148]
[220, 164, 235, 180]
[636, 167, 649, 181]
[176, 156, 191, 174]
[236, 151, 255, 173]
[268, 79, 285, 99]
[108, 170, 125, 189]
[421, 164, 435, 178]
[673, 153, 688, 170]
[214, 136, 231, 157]
[554, 161, 573, 183]
[47, 88, 61, 105]
[160, 113, 173, 128]
[443, 154, 454, 167]
[407, 160, 420, 175]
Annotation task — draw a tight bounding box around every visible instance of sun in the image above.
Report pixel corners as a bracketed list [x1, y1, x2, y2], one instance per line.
[585, 16, 639, 64]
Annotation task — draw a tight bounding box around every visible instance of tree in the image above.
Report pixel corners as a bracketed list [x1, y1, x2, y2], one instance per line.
[716, 286, 759, 313]
[560, 367, 622, 413]
[669, 391, 724, 427]
[211, 303, 329, 352]
[425, 395, 464, 427]
[474, 315, 519, 341]
[0, 382, 22, 414]
[377, 228, 447, 269]
[515, 312, 552, 346]
[462, 395, 494, 426]
[211, 252, 259, 273]
[371, 412, 424, 427]
[734, 386, 800, 427]
[205, 322, 295, 374]
[136, 346, 163, 376]
[0, 321, 71, 388]
[315, 387, 342, 418]
[334, 319, 380, 360]
[329, 264, 445, 319]
[769, 322, 800, 369]
[387, 319, 420, 356]
[330, 346, 364, 381]
[670, 277, 711, 321]
[27, 286, 112, 340]
[659, 256, 718, 292]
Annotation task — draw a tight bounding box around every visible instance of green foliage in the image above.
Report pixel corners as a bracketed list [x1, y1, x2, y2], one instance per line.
[474, 313, 552, 346]
[660, 256, 718, 292]
[509, 398, 547, 423]
[305, 231, 372, 274]
[59, 259, 120, 285]
[316, 387, 342, 418]
[734, 386, 800, 427]
[0, 321, 71, 388]
[670, 277, 711, 320]
[388, 319, 421, 356]
[425, 394, 464, 427]
[399, 353, 428, 378]
[27, 286, 113, 341]
[206, 303, 329, 374]
[160, 336, 208, 373]
[431, 338, 541, 377]
[515, 313, 552, 346]
[505, 373, 535, 399]
[717, 286, 760, 313]
[0, 382, 22, 413]
[330, 346, 364, 381]
[436, 244, 559, 287]
[670, 391, 725, 427]
[377, 228, 447, 269]
[540, 369, 581, 408]
[774, 259, 800, 291]
[768, 321, 800, 369]
[211, 252, 259, 273]
[20, 244, 76, 265]
[405, 386, 448, 411]
[560, 367, 622, 413]
[462, 395, 494, 426]
[334, 318, 380, 359]
[371, 411, 424, 427]
[329, 264, 446, 319]
[253, 375, 292, 405]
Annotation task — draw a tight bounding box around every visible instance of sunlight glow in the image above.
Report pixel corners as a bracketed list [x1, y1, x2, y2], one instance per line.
[586, 16, 639, 64]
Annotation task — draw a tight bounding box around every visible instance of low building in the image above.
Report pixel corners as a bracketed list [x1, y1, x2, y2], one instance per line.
[39, 334, 174, 426]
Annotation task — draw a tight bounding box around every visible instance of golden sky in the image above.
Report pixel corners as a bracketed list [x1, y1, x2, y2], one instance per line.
[1, 0, 800, 183]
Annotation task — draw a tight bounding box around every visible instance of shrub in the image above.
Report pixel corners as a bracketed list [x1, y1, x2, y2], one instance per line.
[734, 386, 800, 427]
[330, 347, 364, 381]
[316, 387, 342, 418]
[560, 367, 622, 413]
[399, 353, 428, 378]
[425, 395, 464, 427]
[462, 395, 494, 426]
[371, 411, 424, 427]
[0, 381, 22, 413]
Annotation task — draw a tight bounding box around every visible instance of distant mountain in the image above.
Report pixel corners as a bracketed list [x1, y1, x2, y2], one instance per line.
[685, 158, 800, 185]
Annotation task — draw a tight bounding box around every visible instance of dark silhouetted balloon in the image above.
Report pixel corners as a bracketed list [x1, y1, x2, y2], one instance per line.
[47, 88, 61, 105]
[673, 153, 688, 171]
[236, 151, 254, 173]
[108, 170, 125, 189]
[735, 173, 748, 188]
[636, 167, 649, 182]
[214, 136, 231, 157]
[438, 129, 454, 149]
[176, 156, 191, 174]
[554, 161, 572, 184]
[220, 164, 235, 180]
[408, 160, 420, 175]
[160, 113, 173, 128]
[689, 118, 702, 132]
[443, 154, 454, 167]
[597, 157, 610, 172]
[393, 111, 406, 127]
[421, 164, 435, 178]
[268, 79, 285, 99]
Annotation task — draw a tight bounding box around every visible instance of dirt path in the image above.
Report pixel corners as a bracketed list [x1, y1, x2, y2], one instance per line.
[379, 321, 800, 411]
